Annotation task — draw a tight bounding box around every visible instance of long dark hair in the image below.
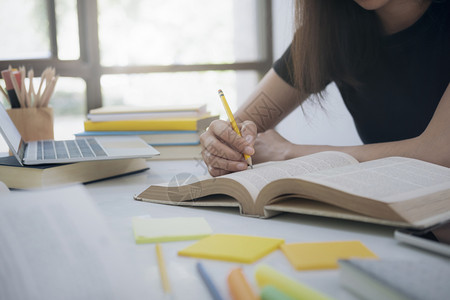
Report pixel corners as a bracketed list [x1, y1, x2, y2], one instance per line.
[291, 0, 382, 96]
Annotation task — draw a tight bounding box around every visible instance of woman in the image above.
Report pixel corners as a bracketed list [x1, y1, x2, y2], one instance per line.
[201, 0, 450, 177]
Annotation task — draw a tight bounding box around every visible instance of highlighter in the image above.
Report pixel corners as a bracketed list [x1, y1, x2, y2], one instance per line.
[254, 264, 333, 300]
[227, 267, 258, 300]
[260, 285, 293, 300]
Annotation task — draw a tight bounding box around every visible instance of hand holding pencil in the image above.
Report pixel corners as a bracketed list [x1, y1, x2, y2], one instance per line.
[199, 89, 257, 177]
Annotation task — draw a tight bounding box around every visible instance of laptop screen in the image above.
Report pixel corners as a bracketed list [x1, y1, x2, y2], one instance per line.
[0, 103, 22, 155]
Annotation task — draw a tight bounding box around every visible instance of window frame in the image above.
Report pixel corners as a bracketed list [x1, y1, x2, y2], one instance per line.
[0, 0, 274, 112]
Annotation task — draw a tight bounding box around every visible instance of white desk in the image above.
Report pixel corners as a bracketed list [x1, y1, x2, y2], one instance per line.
[44, 159, 450, 299]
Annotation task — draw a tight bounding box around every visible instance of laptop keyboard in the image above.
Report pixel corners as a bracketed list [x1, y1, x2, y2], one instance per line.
[36, 138, 107, 160]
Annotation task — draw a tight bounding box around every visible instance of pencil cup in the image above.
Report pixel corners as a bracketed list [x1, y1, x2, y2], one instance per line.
[7, 107, 54, 141]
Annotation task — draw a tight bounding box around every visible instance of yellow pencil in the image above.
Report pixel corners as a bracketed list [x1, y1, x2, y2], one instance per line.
[218, 89, 253, 169]
[156, 243, 171, 294]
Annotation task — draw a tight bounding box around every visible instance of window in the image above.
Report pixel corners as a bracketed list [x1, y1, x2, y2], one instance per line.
[0, 0, 273, 152]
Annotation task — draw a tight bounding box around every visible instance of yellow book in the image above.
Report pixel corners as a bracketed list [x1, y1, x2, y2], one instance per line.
[280, 241, 378, 270]
[84, 114, 218, 132]
[178, 234, 284, 263]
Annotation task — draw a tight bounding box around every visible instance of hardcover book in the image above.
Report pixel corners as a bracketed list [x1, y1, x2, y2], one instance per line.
[135, 151, 450, 228]
[0, 156, 149, 189]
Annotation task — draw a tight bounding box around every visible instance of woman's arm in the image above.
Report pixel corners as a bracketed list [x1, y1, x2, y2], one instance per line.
[200, 69, 307, 176]
[254, 83, 450, 167]
[234, 68, 306, 132]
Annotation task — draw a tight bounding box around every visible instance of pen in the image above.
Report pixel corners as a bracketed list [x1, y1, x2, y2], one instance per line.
[227, 267, 258, 300]
[196, 261, 225, 300]
[218, 89, 253, 169]
[155, 243, 171, 295]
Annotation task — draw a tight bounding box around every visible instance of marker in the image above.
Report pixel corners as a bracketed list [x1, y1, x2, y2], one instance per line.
[227, 267, 258, 300]
[218, 89, 253, 169]
[261, 285, 293, 300]
[196, 261, 224, 300]
[1, 70, 21, 108]
[254, 264, 333, 300]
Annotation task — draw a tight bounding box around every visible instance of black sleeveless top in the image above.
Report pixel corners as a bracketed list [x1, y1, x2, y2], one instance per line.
[273, 1, 450, 144]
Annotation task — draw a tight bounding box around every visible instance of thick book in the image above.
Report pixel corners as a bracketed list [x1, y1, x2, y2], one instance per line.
[84, 114, 219, 132]
[87, 104, 208, 122]
[338, 259, 450, 300]
[0, 156, 149, 189]
[75, 130, 200, 146]
[134, 151, 450, 228]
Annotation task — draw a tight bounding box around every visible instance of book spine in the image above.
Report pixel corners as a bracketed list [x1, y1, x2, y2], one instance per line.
[75, 130, 198, 136]
[84, 119, 199, 131]
[84, 115, 218, 132]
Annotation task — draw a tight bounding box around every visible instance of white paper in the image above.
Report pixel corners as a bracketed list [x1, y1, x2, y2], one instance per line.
[0, 185, 151, 300]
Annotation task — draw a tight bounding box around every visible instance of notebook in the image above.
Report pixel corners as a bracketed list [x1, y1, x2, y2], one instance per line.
[339, 259, 450, 300]
[0, 103, 159, 165]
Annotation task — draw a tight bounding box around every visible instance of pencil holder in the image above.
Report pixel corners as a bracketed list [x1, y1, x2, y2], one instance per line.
[7, 107, 54, 142]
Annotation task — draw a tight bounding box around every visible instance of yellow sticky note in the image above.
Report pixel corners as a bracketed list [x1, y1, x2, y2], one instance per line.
[280, 241, 377, 270]
[178, 234, 284, 263]
[132, 217, 213, 243]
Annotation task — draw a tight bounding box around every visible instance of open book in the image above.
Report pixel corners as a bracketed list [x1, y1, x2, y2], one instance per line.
[135, 151, 450, 228]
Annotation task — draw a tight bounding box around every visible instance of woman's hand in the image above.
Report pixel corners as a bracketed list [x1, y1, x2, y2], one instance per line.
[200, 120, 257, 177]
[252, 129, 295, 163]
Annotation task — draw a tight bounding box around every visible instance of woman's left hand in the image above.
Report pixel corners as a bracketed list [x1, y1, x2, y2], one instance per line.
[252, 129, 295, 163]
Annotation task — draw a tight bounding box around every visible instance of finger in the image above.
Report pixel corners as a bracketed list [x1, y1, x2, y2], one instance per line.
[210, 121, 254, 156]
[240, 121, 257, 145]
[200, 132, 245, 161]
[207, 166, 230, 177]
[202, 149, 248, 172]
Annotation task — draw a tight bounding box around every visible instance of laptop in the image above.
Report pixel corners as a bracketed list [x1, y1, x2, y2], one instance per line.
[0, 103, 160, 165]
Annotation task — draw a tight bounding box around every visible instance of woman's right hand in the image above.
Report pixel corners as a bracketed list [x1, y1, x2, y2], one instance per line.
[200, 119, 257, 177]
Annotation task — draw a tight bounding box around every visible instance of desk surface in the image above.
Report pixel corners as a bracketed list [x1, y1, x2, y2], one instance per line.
[66, 159, 447, 299]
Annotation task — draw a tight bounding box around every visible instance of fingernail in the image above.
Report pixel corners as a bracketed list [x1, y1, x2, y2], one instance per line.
[244, 146, 254, 155]
[245, 135, 253, 143]
[237, 163, 247, 170]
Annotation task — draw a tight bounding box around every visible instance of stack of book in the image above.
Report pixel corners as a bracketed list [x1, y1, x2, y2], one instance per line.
[76, 104, 218, 160]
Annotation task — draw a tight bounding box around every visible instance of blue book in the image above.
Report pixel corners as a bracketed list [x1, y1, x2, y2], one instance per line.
[75, 130, 200, 146]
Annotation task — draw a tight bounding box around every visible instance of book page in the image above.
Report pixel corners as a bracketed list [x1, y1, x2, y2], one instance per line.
[301, 157, 450, 202]
[222, 151, 358, 200]
[0, 185, 151, 300]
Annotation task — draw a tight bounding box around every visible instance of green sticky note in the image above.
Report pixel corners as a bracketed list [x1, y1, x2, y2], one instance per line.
[178, 234, 284, 263]
[132, 217, 213, 243]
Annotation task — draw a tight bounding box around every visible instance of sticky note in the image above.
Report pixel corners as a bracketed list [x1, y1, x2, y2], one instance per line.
[132, 217, 213, 243]
[255, 264, 333, 300]
[178, 234, 284, 263]
[280, 241, 377, 270]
